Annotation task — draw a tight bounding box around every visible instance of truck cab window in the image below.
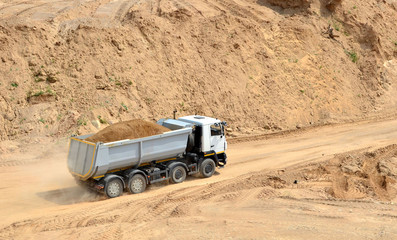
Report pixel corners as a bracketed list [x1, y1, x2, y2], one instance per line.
[210, 124, 222, 136]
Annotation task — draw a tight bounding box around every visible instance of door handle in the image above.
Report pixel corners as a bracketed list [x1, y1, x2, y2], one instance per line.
[211, 145, 214, 147]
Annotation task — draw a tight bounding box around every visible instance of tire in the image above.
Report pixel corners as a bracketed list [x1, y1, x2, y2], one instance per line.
[170, 166, 187, 184]
[200, 158, 216, 178]
[128, 174, 147, 194]
[105, 178, 123, 198]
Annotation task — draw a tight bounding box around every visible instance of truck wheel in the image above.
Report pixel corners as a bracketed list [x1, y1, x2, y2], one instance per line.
[200, 158, 216, 178]
[105, 178, 123, 198]
[170, 166, 187, 184]
[128, 174, 147, 194]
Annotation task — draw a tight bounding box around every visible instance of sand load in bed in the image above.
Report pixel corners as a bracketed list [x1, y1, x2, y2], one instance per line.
[85, 119, 170, 143]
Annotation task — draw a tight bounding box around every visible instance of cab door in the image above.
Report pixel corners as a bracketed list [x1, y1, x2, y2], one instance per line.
[210, 124, 226, 153]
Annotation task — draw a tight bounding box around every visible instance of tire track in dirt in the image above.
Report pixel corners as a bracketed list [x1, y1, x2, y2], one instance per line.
[2, 119, 397, 238]
[14, 1, 66, 17]
[213, 0, 269, 25]
[114, 0, 139, 22]
[53, 0, 114, 24]
[0, 1, 32, 12]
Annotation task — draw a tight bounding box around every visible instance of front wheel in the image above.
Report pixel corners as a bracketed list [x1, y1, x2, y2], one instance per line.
[105, 178, 123, 198]
[200, 158, 216, 178]
[128, 174, 147, 194]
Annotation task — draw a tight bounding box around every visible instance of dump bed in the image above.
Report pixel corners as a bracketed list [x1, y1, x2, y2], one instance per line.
[67, 127, 192, 180]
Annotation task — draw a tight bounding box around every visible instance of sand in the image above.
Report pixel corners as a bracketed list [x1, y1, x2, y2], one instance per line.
[0, 0, 396, 143]
[1, 119, 397, 239]
[1, 0, 397, 238]
[85, 119, 170, 143]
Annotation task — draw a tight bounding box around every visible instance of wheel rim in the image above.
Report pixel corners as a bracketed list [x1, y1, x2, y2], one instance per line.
[175, 169, 183, 180]
[131, 178, 143, 192]
[204, 163, 213, 174]
[108, 181, 121, 197]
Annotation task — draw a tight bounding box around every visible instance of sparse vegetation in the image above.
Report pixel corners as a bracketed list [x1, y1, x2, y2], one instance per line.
[33, 88, 55, 97]
[333, 22, 340, 31]
[27, 87, 56, 101]
[77, 119, 87, 126]
[39, 118, 45, 123]
[345, 50, 358, 63]
[32, 90, 45, 97]
[11, 82, 18, 88]
[97, 115, 107, 124]
[300, 90, 305, 93]
[121, 103, 128, 111]
[45, 88, 56, 95]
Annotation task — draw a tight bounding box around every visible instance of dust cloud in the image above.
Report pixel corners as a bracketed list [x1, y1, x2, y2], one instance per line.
[0, 140, 101, 223]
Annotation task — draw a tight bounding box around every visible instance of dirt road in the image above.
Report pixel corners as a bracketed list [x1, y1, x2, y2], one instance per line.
[1, 119, 397, 239]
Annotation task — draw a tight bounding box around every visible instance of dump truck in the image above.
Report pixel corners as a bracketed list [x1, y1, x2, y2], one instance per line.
[67, 115, 227, 198]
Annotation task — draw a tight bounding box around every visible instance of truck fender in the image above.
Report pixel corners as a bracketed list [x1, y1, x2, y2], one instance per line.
[200, 151, 219, 167]
[102, 174, 126, 189]
[167, 161, 188, 173]
[124, 169, 149, 184]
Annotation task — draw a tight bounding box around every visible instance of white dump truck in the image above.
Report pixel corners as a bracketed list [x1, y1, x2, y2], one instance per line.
[67, 115, 227, 198]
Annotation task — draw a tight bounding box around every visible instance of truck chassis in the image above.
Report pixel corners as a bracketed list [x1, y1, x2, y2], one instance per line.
[79, 151, 227, 198]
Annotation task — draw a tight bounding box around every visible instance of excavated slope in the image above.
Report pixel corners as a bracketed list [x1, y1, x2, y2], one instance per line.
[0, 0, 397, 142]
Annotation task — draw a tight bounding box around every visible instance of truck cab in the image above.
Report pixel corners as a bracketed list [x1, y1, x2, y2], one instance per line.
[178, 115, 227, 154]
[158, 115, 228, 168]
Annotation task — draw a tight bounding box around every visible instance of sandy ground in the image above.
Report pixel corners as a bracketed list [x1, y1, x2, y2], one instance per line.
[0, 1, 397, 238]
[1, 119, 397, 239]
[1, 0, 397, 142]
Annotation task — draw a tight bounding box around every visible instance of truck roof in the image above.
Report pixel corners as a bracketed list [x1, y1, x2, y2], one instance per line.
[178, 115, 221, 126]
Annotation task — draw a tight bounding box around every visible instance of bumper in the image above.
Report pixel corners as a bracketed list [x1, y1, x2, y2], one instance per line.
[218, 154, 227, 168]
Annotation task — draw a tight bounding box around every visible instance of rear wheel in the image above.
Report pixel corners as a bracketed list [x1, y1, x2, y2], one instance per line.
[200, 158, 216, 178]
[128, 174, 147, 194]
[105, 178, 123, 198]
[170, 166, 187, 184]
